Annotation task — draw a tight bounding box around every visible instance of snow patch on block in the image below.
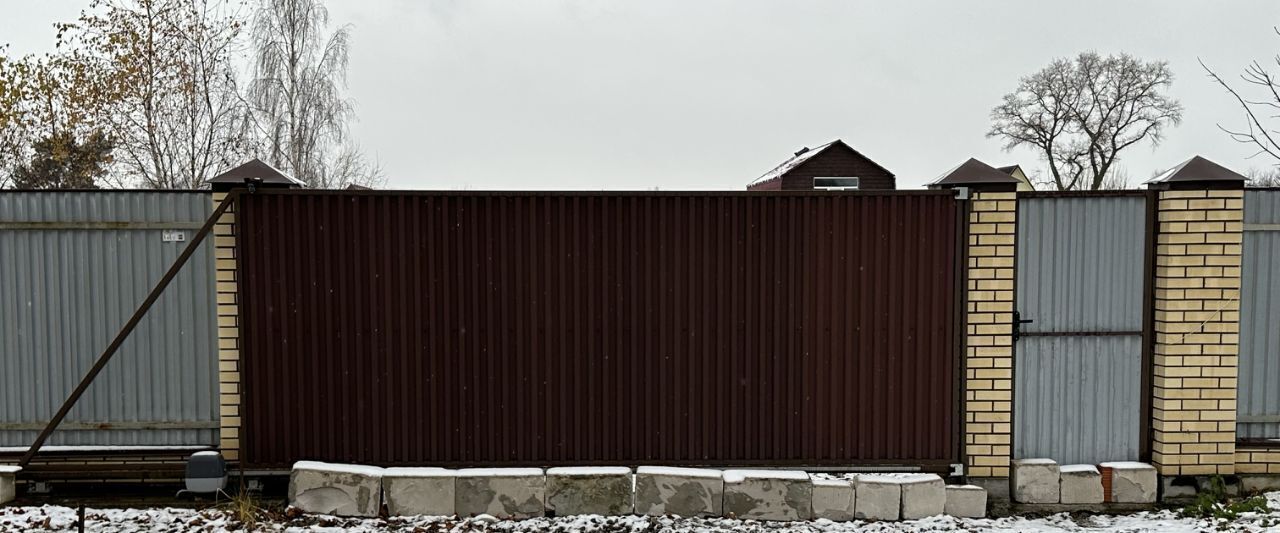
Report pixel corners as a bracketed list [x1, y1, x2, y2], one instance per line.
[722, 470, 810, 483]
[635, 466, 721, 479]
[546, 467, 631, 476]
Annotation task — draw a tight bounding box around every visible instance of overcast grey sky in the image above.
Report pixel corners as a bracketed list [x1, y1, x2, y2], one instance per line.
[5, 0, 1280, 189]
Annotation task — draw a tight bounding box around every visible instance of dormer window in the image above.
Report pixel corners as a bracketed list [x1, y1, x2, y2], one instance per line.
[814, 177, 860, 190]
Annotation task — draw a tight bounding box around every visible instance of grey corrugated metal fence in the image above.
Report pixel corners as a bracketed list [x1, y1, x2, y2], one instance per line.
[1015, 195, 1147, 464]
[0, 192, 219, 447]
[1239, 189, 1280, 440]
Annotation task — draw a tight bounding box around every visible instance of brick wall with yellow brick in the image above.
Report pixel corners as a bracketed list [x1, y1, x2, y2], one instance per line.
[212, 191, 242, 463]
[964, 192, 1016, 478]
[1151, 189, 1244, 476]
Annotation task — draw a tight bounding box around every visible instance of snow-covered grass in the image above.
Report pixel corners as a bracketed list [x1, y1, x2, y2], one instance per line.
[1, 492, 1278, 532]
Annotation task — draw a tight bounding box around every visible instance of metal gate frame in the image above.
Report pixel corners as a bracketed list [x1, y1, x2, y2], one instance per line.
[1009, 190, 1157, 463]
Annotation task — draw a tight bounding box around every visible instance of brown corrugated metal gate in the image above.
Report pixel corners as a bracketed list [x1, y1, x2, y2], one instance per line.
[236, 190, 962, 469]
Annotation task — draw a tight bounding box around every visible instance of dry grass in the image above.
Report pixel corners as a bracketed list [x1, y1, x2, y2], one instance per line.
[223, 487, 264, 530]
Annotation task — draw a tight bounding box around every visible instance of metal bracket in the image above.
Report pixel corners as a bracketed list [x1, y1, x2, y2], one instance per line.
[949, 463, 965, 477]
[1012, 310, 1034, 341]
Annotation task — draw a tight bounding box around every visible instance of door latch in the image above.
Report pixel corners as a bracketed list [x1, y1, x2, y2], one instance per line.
[1012, 311, 1034, 340]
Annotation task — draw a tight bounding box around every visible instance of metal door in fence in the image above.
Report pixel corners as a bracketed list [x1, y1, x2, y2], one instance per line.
[0, 191, 220, 447]
[235, 190, 962, 468]
[1014, 194, 1149, 465]
[1239, 189, 1280, 441]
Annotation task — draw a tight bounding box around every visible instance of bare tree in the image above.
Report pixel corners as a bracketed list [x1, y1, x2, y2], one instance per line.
[989, 52, 1184, 190]
[246, 0, 381, 188]
[1202, 28, 1280, 175]
[1246, 168, 1280, 187]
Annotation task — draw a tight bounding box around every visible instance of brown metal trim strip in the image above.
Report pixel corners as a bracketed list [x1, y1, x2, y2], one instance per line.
[1236, 439, 1280, 448]
[1019, 331, 1143, 337]
[1139, 189, 1157, 463]
[0, 421, 219, 431]
[954, 194, 970, 471]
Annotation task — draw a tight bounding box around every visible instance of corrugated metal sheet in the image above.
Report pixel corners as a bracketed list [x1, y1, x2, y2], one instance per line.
[1015, 195, 1146, 464]
[1239, 190, 1280, 439]
[0, 192, 219, 447]
[237, 191, 961, 468]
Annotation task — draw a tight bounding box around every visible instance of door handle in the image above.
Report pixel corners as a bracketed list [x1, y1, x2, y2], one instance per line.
[1013, 311, 1034, 341]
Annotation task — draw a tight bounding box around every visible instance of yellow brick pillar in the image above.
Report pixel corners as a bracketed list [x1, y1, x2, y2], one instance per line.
[1150, 188, 1244, 476]
[964, 191, 1017, 478]
[212, 191, 242, 463]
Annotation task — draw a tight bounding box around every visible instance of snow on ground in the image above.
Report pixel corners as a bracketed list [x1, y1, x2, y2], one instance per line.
[0, 492, 1278, 533]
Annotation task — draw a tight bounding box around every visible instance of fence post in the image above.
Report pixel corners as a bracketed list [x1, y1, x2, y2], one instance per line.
[207, 159, 303, 468]
[1146, 156, 1246, 478]
[212, 188, 243, 464]
[930, 161, 1023, 489]
[961, 191, 1018, 482]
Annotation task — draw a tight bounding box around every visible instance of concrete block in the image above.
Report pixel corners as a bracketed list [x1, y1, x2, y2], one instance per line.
[1241, 475, 1280, 494]
[809, 475, 855, 521]
[1101, 462, 1157, 503]
[288, 461, 384, 517]
[851, 474, 901, 521]
[944, 485, 986, 518]
[1011, 458, 1059, 503]
[1059, 465, 1103, 504]
[899, 474, 945, 519]
[455, 468, 546, 519]
[0, 466, 19, 505]
[634, 466, 722, 517]
[722, 470, 812, 521]
[382, 467, 455, 517]
[546, 467, 633, 516]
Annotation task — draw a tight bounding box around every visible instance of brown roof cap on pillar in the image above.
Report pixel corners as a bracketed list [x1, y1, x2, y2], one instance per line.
[928, 158, 1021, 189]
[1144, 155, 1246, 189]
[205, 158, 305, 188]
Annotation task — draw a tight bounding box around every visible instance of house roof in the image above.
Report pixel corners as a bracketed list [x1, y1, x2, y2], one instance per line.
[995, 164, 1021, 175]
[748, 139, 894, 187]
[929, 158, 1021, 187]
[205, 158, 305, 187]
[1144, 155, 1246, 186]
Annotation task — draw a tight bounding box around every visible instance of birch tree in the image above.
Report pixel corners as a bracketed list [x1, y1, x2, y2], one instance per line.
[246, 0, 380, 188]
